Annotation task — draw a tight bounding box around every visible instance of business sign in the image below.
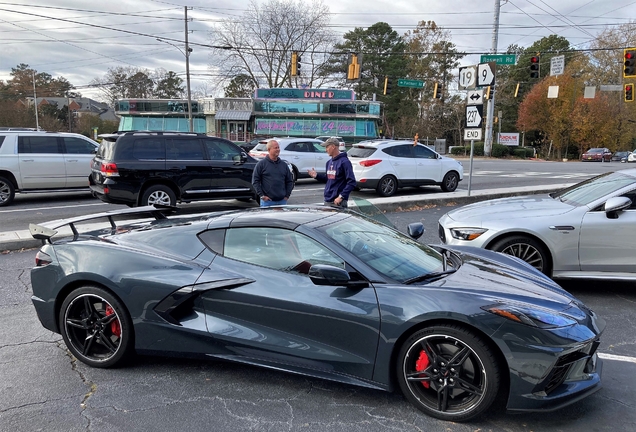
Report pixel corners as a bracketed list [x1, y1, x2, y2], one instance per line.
[480, 54, 516, 65]
[550, 55, 565, 76]
[464, 129, 482, 140]
[255, 118, 358, 136]
[255, 88, 354, 100]
[498, 132, 519, 146]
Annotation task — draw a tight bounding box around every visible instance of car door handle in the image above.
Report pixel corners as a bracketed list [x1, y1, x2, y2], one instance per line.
[22, 159, 34, 162]
[67, 159, 78, 163]
[549, 226, 575, 231]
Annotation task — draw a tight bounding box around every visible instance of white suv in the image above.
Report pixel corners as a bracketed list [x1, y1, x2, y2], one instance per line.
[347, 139, 463, 197]
[0, 131, 98, 206]
[249, 138, 327, 181]
[316, 136, 346, 152]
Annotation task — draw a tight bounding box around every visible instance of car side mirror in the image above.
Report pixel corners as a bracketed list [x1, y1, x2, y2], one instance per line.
[604, 196, 632, 219]
[407, 222, 425, 239]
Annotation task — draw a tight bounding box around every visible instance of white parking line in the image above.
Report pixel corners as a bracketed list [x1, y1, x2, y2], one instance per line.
[0, 202, 107, 213]
[599, 353, 636, 364]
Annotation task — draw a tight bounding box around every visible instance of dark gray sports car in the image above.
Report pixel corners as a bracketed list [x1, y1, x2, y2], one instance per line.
[29, 204, 604, 422]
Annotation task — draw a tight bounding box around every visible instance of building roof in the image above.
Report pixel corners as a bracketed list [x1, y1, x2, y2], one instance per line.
[214, 110, 252, 121]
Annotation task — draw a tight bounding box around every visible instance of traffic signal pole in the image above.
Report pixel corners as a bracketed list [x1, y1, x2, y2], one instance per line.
[484, 0, 502, 157]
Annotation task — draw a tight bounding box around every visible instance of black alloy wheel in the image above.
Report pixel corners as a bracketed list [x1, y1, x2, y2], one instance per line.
[441, 172, 459, 192]
[397, 325, 500, 422]
[377, 175, 398, 197]
[490, 235, 550, 275]
[0, 176, 15, 206]
[59, 286, 134, 368]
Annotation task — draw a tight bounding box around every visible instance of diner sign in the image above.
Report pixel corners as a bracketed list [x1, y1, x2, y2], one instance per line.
[255, 88, 354, 100]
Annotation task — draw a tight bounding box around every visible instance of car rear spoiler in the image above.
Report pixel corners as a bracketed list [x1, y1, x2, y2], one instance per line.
[29, 205, 177, 242]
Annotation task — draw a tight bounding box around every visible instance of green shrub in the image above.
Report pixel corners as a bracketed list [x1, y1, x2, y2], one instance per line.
[491, 144, 510, 158]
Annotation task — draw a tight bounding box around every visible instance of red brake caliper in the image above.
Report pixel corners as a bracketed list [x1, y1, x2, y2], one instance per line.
[105, 305, 121, 337]
[415, 350, 430, 388]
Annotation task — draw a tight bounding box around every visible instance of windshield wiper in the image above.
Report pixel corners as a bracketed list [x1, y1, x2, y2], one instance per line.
[403, 269, 457, 285]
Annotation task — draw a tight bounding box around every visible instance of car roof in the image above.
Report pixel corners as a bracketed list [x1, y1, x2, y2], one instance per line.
[352, 139, 425, 148]
[271, 138, 323, 145]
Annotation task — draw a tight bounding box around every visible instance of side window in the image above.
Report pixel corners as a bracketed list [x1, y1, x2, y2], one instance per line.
[63, 137, 96, 154]
[166, 138, 204, 160]
[414, 145, 436, 159]
[223, 227, 345, 273]
[384, 145, 412, 158]
[132, 138, 165, 160]
[286, 143, 299, 152]
[0, 136, 5, 149]
[205, 139, 241, 161]
[18, 136, 60, 154]
[312, 142, 326, 153]
[623, 190, 636, 210]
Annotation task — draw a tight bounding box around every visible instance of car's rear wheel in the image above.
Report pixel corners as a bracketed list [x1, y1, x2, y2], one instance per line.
[141, 185, 176, 207]
[291, 165, 299, 183]
[59, 286, 134, 368]
[441, 172, 459, 192]
[490, 235, 550, 275]
[0, 176, 16, 207]
[377, 175, 397, 197]
[397, 325, 500, 422]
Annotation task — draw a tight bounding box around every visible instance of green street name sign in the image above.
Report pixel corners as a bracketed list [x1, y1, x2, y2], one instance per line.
[480, 54, 516, 65]
[397, 79, 424, 88]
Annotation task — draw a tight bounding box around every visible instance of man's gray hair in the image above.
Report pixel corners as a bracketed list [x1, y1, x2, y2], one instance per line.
[266, 139, 279, 150]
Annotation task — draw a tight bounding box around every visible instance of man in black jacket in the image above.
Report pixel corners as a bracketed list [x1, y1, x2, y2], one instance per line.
[252, 139, 294, 207]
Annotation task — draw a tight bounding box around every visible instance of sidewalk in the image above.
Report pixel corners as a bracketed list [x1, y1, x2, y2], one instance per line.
[0, 183, 572, 253]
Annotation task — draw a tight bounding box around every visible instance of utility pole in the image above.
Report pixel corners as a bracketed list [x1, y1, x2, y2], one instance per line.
[184, 6, 193, 133]
[32, 70, 39, 130]
[484, 0, 501, 156]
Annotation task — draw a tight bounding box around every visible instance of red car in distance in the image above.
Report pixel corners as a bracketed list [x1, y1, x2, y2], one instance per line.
[581, 147, 612, 162]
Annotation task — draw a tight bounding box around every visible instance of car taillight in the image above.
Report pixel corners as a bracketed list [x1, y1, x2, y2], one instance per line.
[359, 159, 382, 167]
[101, 162, 119, 177]
[35, 250, 52, 267]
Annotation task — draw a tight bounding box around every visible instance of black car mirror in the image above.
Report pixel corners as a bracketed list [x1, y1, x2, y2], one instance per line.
[407, 222, 425, 239]
[309, 264, 350, 286]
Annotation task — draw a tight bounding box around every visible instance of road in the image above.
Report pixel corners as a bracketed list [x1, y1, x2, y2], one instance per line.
[1, 203, 635, 431]
[0, 159, 623, 234]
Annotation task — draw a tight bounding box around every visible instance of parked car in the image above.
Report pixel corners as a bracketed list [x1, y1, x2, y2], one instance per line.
[581, 147, 611, 162]
[236, 138, 262, 153]
[0, 130, 98, 206]
[29, 202, 604, 422]
[611, 151, 630, 162]
[438, 168, 636, 279]
[89, 131, 258, 207]
[316, 136, 346, 152]
[249, 137, 327, 181]
[347, 139, 463, 196]
[628, 150, 636, 163]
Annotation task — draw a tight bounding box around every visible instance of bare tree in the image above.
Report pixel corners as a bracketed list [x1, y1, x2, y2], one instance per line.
[208, 0, 337, 90]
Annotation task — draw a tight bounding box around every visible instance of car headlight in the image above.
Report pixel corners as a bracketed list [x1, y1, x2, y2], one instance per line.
[482, 304, 577, 329]
[450, 227, 487, 241]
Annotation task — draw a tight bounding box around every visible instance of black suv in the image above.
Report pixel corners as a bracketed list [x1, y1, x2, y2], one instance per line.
[90, 132, 259, 207]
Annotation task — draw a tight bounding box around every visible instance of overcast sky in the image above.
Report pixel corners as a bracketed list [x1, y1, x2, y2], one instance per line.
[1, 0, 635, 101]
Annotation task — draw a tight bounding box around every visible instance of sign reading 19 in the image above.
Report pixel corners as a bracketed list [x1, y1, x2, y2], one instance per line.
[459, 66, 477, 89]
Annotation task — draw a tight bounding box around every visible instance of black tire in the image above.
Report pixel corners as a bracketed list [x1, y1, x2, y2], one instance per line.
[441, 171, 459, 192]
[490, 235, 550, 275]
[0, 176, 16, 207]
[59, 286, 134, 368]
[140, 185, 176, 207]
[291, 165, 299, 183]
[397, 325, 500, 422]
[377, 175, 397, 197]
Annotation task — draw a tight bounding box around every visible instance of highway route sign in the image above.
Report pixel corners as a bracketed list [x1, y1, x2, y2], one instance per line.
[464, 128, 482, 140]
[466, 89, 484, 105]
[478, 62, 496, 86]
[465, 105, 483, 128]
[458, 66, 477, 90]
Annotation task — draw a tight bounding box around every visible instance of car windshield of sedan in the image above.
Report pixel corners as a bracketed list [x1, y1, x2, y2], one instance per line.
[319, 215, 444, 282]
[551, 171, 636, 206]
[586, 148, 604, 154]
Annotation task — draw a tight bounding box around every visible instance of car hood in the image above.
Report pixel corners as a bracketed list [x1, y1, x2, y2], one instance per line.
[444, 194, 573, 225]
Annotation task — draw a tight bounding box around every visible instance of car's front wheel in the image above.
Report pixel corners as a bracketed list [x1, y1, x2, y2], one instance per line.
[490, 235, 550, 275]
[377, 175, 397, 197]
[0, 176, 16, 207]
[396, 325, 500, 422]
[59, 286, 134, 368]
[441, 172, 459, 192]
[140, 185, 176, 207]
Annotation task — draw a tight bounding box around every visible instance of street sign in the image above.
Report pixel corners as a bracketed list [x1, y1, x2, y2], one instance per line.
[466, 89, 484, 105]
[550, 55, 565, 76]
[458, 66, 477, 90]
[397, 79, 424, 88]
[477, 62, 496, 86]
[464, 129, 482, 141]
[480, 54, 516, 65]
[465, 105, 483, 128]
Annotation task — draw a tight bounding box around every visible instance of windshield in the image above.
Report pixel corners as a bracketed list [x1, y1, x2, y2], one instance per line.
[319, 214, 443, 283]
[552, 171, 636, 206]
[253, 144, 267, 151]
[585, 148, 604, 154]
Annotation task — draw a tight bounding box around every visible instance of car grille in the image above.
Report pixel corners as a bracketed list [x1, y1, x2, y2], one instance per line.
[544, 339, 600, 394]
[438, 223, 446, 243]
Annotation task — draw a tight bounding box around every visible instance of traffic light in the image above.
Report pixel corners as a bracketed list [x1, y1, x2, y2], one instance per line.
[625, 83, 634, 102]
[383, 76, 392, 95]
[484, 85, 491, 100]
[291, 51, 301, 76]
[529, 55, 540, 79]
[514, 82, 520, 97]
[624, 48, 636, 78]
[347, 53, 361, 80]
[433, 82, 442, 99]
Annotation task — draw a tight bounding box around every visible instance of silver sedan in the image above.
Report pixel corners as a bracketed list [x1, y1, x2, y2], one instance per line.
[438, 169, 636, 280]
